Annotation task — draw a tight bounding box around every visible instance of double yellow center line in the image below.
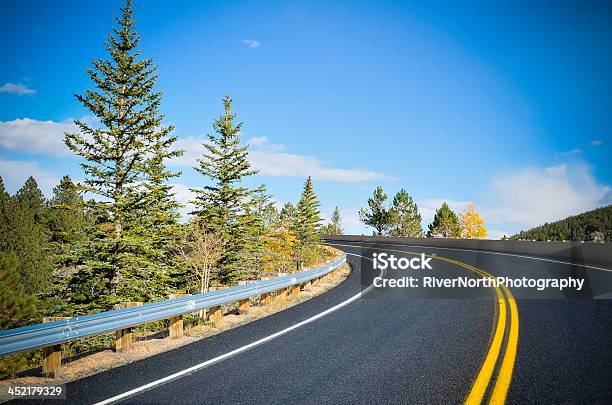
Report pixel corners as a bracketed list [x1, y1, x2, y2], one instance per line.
[327, 243, 519, 405]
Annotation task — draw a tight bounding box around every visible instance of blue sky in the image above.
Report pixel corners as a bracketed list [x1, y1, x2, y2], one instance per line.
[1, 0, 610, 237]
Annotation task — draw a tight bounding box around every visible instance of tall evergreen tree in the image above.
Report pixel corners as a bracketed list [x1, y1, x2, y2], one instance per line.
[191, 95, 258, 283]
[389, 189, 423, 237]
[134, 130, 184, 286]
[427, 202, 460, 238]
[0, 177, 10, 247]
[240, 188, 277, 278]
[294, 177, 322, 247]
[1, 177, 52, 294]
[359, 186, 392, 236]
[0, 252, 37, 329]
[279, 202, 296, 223]
[64, 0, 179, 306]
[321, 206, 343, 235]
[47, 176, 87, 251]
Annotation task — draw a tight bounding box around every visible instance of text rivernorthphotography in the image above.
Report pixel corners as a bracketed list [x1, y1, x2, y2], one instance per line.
[373, 275, 585, 291]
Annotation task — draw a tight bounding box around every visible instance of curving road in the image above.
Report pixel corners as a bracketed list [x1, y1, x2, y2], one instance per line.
[22, 239, 612, 404]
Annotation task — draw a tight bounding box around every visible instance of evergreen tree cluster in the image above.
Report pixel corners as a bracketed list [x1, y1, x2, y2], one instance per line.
[359, 187, 489, 239]
[510, 205, 612, 242]
[0, 0, 334, 328]
[359, 187, 424, 237]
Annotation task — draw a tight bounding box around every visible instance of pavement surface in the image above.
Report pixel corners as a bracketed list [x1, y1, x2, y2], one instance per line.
[15, 240, 612, 404]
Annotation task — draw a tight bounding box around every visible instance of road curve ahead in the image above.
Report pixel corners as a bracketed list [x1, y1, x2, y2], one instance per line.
[23, 240, 612, 404]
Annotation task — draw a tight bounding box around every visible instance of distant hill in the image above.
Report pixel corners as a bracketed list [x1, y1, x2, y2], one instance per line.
[510, 205, 612, 242]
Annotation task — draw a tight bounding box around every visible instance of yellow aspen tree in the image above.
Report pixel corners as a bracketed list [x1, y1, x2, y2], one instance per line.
[460, 204, 487, 239]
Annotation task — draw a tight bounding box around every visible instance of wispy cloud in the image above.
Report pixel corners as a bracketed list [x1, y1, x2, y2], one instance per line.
[590, 139, 604, 146]
[560, 147, 583, 157]
[242, 39, 262, 49]
[247, 137, 393, 182]
[0, 82, 36, 95]
[169, 135, 392, 183]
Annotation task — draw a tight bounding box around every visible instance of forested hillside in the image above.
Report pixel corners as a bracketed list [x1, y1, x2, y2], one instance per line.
[510, 205, 612, 242]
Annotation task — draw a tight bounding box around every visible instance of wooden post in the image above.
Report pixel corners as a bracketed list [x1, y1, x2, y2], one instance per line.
[114, 302, 143, 352]
[208, 305, 223, 327]
[303, 280, 312, 290]
[273, 288, 286, 303]
[167, 294, 191, 339]
[291, 284, 300, 299]
[260, 292, 272, 305]
[42, 317, 68, 378]
[238, 298, 250, 315]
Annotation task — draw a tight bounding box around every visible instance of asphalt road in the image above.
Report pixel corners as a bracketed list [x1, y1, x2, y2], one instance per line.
[20, 240, 612, 404]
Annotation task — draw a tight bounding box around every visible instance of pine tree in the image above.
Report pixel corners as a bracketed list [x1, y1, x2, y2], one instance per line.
[359, 186, 392, 236]
[47, 176, 87, 252]
[0, 177, 11, 248]
[1, 177, 52, 294]
[131, 129, 184, 294]
[389, 189, 423, 237]
[191, 95, 258, 283]
[279, 202, 296, 223]
[294, 177, 322, 247]
[64, 0, 179, 306]
[240, 189, 277, 278]
[427, 202, 460, 238]
[0, 252, 37, 329]
[321, 206, 343, 235]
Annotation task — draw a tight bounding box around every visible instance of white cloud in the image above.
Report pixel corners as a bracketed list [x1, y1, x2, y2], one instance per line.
[0, 157, 59, 196]
[0, 117, 79, 156]
[488, 163, 610, 227]
[246, 136, 285, 152]
[248, 137, 392, 182]
[417, 199, 473, 226]
[242, 39, 262, 49]
[487, 229, 512, 240]
[560, 148, 583, 157]
[170, 183, 197, 221]
[0, 82, 36, 95]
[169, 135, 391, 183]
[590, 139, 604, 146]
[168, 136, 206, 167]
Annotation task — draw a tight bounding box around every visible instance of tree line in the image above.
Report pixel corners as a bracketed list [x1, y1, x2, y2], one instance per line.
[0, 0, 344, 330]
[358, 186, 487, 239]
[509, 205, 611, 242]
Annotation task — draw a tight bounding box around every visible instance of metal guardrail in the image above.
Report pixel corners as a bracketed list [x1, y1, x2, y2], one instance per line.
[0, 256, 346, 357]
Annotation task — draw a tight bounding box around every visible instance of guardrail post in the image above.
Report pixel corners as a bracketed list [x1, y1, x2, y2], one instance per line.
[260, 292, 272, 306]
[168, 294, 192, 339]
[114, 302, 143, 352]
[208, 306, 223, 327]
[238, 298, 250, 315]
[303, 280, 312, 290]
[42, 317, 68, 378]
[274, 288, 287, 304]
[291, 284, 300, 298]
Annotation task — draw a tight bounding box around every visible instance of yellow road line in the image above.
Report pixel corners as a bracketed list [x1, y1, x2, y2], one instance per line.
[465, 286, 506, 405]
[326, 242, 519, 405]
[489, 285, 519, 405]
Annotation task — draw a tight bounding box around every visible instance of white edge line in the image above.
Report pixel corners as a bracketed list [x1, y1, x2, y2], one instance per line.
[95, 253, 374, 405]
[329, 241, 612, 273]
